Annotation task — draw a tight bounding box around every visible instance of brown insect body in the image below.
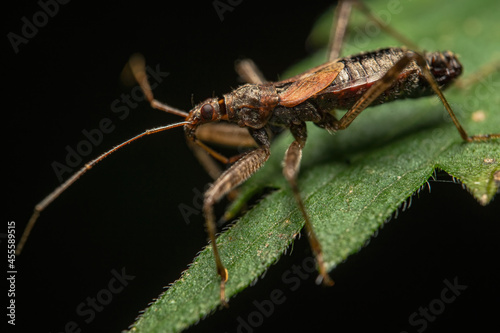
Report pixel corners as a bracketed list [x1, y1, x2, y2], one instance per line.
[316, 48, 462, 110]
[18, 1, 498, 307]
[187, 47, 463, 137]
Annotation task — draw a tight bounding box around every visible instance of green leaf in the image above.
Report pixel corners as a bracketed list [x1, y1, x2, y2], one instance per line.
[129, 0, 500, 331]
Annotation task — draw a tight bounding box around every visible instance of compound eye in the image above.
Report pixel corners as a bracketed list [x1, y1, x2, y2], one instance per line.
[200, 104, 214, 121]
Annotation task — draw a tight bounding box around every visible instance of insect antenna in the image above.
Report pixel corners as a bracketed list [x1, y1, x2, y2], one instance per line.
[17, 120, 189, 255]
[16, 55, 194, 255]
[18, 59, 194, 257]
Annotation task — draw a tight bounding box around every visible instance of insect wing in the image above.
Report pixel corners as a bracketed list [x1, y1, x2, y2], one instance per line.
[278, 61, 344, 107]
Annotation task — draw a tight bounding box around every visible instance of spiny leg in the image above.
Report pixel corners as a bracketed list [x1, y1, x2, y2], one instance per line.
[282, 122, 334, 286]
[189, 123, 258, 202]
[334, 50, 500, 141]
[202, 128, 271, 305]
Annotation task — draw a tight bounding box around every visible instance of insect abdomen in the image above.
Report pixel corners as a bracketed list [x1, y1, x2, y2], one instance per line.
[314, 48, 461, 110]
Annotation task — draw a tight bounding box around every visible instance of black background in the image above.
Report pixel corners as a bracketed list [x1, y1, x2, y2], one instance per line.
[4, 0, 499, 332]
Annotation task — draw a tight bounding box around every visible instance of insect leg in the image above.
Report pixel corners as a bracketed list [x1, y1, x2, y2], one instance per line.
[190, 124, 258, 204]
[190, 123, 256, 180]
[335, 50, 500, 141]
[195, 123, 257, 149]
[202, 128, 271, 305]
[235, 59, 267, 84]
[282, 122, 334, 286]
[350, 0, 419, 50]
[409, 52, 500, 142]
[129, 54, 189, 118]
[188, 140, 226, 181]
[328, 0, 354, 61]
[327, 0, 419, 62]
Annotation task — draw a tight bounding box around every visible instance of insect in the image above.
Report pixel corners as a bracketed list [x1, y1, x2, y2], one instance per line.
[17, 0, 499, 307]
